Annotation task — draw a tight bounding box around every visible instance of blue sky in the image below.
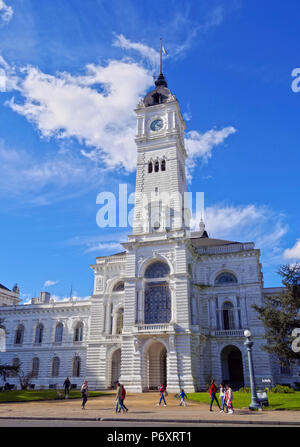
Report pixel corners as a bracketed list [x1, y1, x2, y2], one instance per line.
[0, 0, 299, 301]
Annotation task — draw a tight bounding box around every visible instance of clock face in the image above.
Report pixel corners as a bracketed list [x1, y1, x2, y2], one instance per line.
[150, 119, 163, 131]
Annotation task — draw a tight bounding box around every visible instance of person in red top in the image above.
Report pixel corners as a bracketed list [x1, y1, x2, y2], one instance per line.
[209, 379, 221, 411]
[157, 384, 167, 406]
[121, 385, 128, 412]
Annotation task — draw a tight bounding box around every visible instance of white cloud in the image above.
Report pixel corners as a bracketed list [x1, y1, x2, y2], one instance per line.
[113, 34, 159, 70]
[66, 233, 127, 255]
[1, 36, 236, 181]
[0, 0, 13, 25]
[6, 61, 153, 171]
[43, 280, 59, 288]
[185, 127, 237, 179]
[0, 140, 106, 204]
[191, 203, 288, 267]
[283, 239, 300, 260]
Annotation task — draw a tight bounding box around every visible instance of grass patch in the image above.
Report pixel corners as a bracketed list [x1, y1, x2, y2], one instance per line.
[0, 390, 109, 403]
[186, 391, 300, 411]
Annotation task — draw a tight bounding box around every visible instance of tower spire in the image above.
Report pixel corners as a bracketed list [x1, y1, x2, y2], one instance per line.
[160, 37, 163, 74]
[154, 38, 168, 88]
[199, 212, 209, 238]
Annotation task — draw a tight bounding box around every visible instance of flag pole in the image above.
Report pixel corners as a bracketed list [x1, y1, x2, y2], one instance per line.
[160, 37, 163, 74]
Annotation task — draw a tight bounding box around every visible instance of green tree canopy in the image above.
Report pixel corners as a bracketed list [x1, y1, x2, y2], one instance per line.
[253, 264, 300, 365]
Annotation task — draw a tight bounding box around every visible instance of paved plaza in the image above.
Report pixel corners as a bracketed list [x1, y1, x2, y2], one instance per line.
[0, 392, 299, 426]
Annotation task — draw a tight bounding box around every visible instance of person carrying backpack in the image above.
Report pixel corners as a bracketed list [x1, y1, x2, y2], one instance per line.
[179, 388, 187, 407]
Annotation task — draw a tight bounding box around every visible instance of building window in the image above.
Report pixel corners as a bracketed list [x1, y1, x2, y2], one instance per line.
[10, 358, 20, 377]
[154, 161, 159, 172]
[222, 301, 235, 330]
[15, 325, 24, 345]
[280, 360, 292, 375]
[74, 322, 83, 342]
[54, 323, 63, 343]
[113, 281, 124, 292]
[215, 272, 238, 285]
[145, 261, 170, 279]
[72, 356, 81, 377]
[148, 162, 153, 173]
[116, 308, 124, 334]
[32, 357, 39, 378]
[144, 261, 171, 324]
[161, 160, 166, 171]
[51, 357, 60, 377]
[35, 323, 44, 344]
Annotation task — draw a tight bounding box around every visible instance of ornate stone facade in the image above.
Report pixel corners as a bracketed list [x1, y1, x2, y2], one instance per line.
[0, 73, 298, 391]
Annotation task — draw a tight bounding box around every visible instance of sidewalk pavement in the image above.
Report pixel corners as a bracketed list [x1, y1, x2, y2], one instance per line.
[0, 392, 299, 426]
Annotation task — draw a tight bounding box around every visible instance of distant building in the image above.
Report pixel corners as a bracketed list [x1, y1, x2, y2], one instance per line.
[0, 283, 21, 306]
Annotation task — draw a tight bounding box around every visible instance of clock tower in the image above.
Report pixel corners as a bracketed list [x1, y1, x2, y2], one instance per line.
[120, 71, 195, 393]
[133, 72, 188, 234]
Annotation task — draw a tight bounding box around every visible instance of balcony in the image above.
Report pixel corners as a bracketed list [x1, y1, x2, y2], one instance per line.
[133, 323, 174, 334]
[213, 329, 245, 337]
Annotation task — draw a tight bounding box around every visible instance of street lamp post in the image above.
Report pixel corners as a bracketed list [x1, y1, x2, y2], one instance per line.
[244, 329, 262, 411]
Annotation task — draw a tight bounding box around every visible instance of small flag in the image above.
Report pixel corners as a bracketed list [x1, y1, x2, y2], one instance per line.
[162, 45, 168, 55]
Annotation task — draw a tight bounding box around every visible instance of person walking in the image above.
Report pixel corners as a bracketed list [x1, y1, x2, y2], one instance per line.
[80, 380, 88, 409]
[179, 389, 187, 407]
[219, 383, 227, 413]
[115, 382, 125, 413]
[225, 384, 234, 414]
[121, 384, 128, 412]
[209, 379, 221, 411]
[157, 384, 167, 407]
[63, 377, 71, 398]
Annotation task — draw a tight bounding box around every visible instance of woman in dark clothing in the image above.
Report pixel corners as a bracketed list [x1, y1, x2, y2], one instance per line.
[80, 381, 88, 409]
[209, 379, 221, 411]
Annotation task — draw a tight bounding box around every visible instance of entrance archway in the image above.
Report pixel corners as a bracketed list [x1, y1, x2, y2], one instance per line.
[221, 345, 244, 390]
[146, 341, 167, 390]
[111, 348, 121, 387]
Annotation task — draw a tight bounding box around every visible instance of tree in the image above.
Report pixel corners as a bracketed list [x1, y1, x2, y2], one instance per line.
[253, 263, 300, 366]
[0, 364, 20, 382]
[18, 369, 35, 390]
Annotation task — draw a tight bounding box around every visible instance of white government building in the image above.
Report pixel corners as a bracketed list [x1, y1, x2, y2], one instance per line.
[0, 71, 297, 392]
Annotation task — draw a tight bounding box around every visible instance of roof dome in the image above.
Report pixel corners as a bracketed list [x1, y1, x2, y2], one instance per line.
[143, 72, 172, 107]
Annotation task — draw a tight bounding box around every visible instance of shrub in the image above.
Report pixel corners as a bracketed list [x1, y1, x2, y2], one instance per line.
[271, 385, 295, 393]
[239, 387, 251, 393]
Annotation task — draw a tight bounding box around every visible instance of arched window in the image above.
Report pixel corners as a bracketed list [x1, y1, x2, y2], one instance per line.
[145, 261, 170, 279]
[154, 161, 159, 172]
[51, 357, 60, 377]
[32, 357, 39, 377]
[144, 261, 171, 324]
[113, 281, 124, 292]
[222, 302, 235, 330]
[148, 162, 153, 173]
[35, 323, 44, 344]
[72, 356, 81, 377]
[10, 357, 20, 377]
[54, 323, 63, 343]
[161, 159, 166, 171]
[116, 308, 124, 334]
[74, 322, 83, 342]
[15, 324, 24, 345]
[215, 272, 238, 285]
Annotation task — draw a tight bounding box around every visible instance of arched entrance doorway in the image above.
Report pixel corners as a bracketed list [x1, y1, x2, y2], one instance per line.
[145, 341, 167, 390]
[111, 348, 121, 387]
[221, 345, 244, 390]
